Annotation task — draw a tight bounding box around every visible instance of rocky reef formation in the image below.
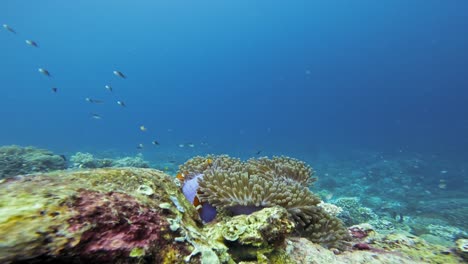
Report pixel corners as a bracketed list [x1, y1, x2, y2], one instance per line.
[0, 168, 204, 263]
[0, 145, 66, 179]
[70, 152, 150, 169]
[1, 155, 465, 263]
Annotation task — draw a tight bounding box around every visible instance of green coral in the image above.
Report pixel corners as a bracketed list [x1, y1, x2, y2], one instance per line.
[0, 145, 66, 179]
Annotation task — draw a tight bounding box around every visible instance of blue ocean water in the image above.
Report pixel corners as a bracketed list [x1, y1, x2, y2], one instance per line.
[2, 1, 468, 260]
[2, 2, 468, 182]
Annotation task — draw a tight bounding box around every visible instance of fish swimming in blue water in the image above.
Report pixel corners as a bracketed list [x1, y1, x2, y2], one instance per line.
[25, 40, 38, 47]
[113, 70, 126, 79]
[38, 68, 51, 77]
[117, 100, 126, 107]
[86, 97, 104, 104]
[105, 85, 112, 92]
[90, 113, 102, 120]
[51, 87, 58, 93]
[2, 24, 16, 34]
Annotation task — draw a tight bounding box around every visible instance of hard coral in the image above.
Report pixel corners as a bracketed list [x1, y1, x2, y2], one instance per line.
[0, 145, 66, 179]
[207, 206, 295, 262]
[70, 152, 150, 169]
[70, 152, 113, 168]
[179, 155, 350, 249]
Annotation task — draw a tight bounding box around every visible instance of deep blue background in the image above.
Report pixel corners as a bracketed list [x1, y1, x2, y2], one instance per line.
[1, 0, 467, 159]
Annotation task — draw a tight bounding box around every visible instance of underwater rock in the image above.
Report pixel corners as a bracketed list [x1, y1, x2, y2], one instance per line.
[69, 152, 150, 169]
[285, 236, 427, 264]
[348, 223, 375, 239]
[0, 168, 209, 263]
[0, 145, 66, 179]
[455, 238, 468, 261]
[205, 206, 295, 262]
[367, 232, 464, 263]
[284, 229, 465, 264]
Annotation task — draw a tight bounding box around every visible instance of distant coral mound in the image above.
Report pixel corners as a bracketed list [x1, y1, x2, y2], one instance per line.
[70, 152, 149, 169]
[0, 145, 66, 179]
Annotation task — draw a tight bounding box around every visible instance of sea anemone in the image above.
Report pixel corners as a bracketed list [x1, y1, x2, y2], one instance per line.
[178, 155, 350, 248]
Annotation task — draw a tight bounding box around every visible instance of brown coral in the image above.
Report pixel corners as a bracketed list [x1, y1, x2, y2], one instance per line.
[179, 155, 350, 248]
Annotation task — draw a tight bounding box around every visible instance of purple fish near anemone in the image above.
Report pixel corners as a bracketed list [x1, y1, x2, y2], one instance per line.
[181, 173, 217, 223]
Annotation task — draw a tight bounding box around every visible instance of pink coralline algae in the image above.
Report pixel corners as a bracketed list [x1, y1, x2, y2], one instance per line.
[68, 190, 169, 261]
[353, 243, 371, 250]
[349, 226, 372, 239]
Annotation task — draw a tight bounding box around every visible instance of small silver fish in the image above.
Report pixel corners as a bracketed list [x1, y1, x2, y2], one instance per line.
[85, 97, 104, 103]
[137, 143, 144, 149]
[113, 70, 126, 79]
[105, 85, 112, 92]
[117, 100, 126, 107]
[2, 24, 16, 34]
[38, 68, 51, 77]
[91, 113, 102, 120]
[25, 40, 38, 47]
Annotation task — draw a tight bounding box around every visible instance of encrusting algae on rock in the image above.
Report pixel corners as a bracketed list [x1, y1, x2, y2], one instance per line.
[0, 168, 214, 263]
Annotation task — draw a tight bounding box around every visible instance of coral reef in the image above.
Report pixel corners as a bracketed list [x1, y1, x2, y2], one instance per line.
[205, 206, 295, 262]
[70, 152, 113, 168]
[0, 164, 464, 264]
[317, 201, 343, 216]
[179, 155, 350, 249]
[333, 197, 378, 226]
[0, 145, 66, 179]
[70, 152, 149, 169]
[113, 155, 150, 168]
